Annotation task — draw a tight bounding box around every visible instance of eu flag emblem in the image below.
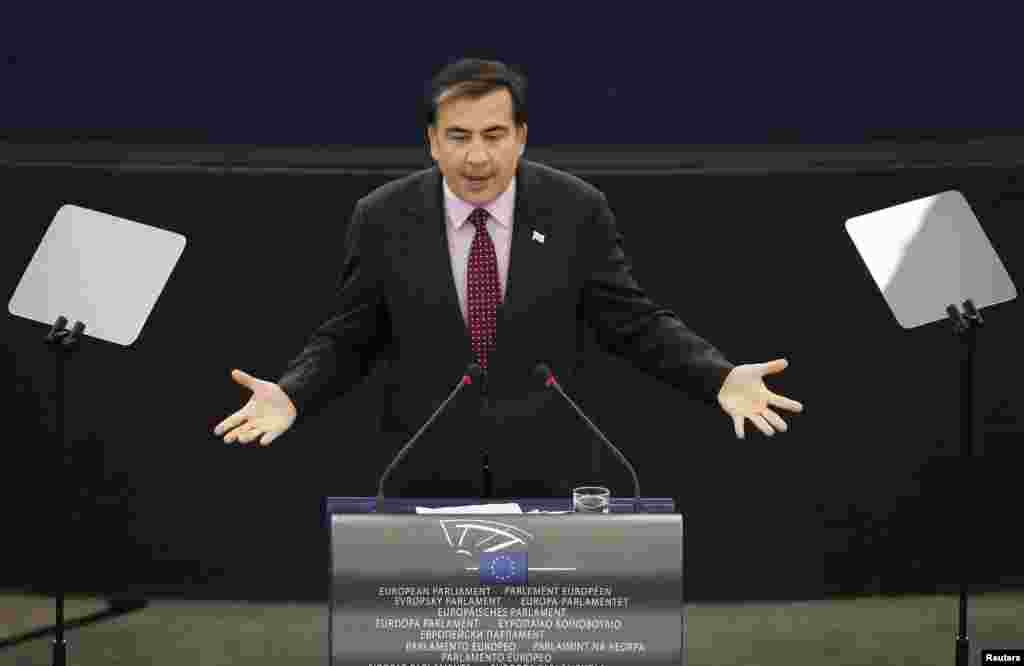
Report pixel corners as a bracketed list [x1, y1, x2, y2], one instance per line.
[480, 552, 527, 585]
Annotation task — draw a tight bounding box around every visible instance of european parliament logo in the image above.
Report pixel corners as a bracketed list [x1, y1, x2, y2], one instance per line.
[437, 519, 578, 583]
[480, 552, 527, 585]
[438, 519, 533, 557]
[437, 520, 532, 584]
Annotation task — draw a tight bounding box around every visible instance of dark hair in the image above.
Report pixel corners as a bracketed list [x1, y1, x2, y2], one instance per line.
[424, 58, 528, 128]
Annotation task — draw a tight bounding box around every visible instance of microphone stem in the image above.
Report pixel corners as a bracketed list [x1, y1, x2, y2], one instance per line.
[548, 379, 641, 503]
[376, 373, 472, 507]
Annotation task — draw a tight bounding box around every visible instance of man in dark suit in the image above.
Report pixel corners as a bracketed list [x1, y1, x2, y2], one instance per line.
[214, 58, 803, 497]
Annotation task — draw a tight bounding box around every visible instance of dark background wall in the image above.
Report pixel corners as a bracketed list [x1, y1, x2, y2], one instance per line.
[3, 7, 1023, 604]
[4, 161, 1021, 604]
[3, 6, 1022, 146]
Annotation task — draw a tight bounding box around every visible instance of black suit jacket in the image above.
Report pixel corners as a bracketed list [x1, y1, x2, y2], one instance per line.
[277, 159, 733, 468]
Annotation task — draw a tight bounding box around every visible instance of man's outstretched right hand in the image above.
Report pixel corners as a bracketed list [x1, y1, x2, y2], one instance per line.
[214, 369, 297, 446]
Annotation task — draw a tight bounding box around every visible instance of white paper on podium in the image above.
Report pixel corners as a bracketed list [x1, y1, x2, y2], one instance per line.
[414, 503, 522, 514]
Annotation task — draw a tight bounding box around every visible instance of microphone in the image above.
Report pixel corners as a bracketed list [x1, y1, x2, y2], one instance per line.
[534, 363, 643, 512]
[375, 363, 483, 510]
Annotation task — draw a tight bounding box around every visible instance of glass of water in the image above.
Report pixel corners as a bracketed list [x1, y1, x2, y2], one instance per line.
[572, 486, 610, 513]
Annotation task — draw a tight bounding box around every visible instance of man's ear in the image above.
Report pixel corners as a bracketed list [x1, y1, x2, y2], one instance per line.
[427, 126, 438, 161]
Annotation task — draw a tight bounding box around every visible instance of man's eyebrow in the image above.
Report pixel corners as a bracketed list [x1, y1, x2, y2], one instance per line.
[446, 125, 510, 134]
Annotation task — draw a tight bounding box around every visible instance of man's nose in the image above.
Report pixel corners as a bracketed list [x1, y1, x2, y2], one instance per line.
[466, 146, 490, 165]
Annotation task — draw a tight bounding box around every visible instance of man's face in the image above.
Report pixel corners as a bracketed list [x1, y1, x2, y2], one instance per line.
[428, 87, 527, 205]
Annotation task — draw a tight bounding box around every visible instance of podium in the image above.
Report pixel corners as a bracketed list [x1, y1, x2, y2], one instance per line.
[326, 496, 685, 665]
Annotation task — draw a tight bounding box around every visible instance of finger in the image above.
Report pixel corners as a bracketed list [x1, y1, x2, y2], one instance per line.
[226, 423, 254, 444]
[733, 414, 744, 440]
[238, 425, 263, 444]
[214, 410, 247, 436]
[760, 358, 788, 375]
[768, 392, 803, 413]
[753, 414, 774, 437]
[231, 368, 258, 390]
[259, 430, 278, 446]
[762, 408, 788, 433]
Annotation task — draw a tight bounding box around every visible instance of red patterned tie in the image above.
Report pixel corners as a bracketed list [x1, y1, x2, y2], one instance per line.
[466, 207, 501, 370]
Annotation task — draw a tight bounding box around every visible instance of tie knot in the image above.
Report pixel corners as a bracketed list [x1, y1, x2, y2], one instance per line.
[468, 208, 490, 229]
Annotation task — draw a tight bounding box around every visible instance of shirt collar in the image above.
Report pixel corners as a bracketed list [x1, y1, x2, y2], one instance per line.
[443, 175, 516, 231]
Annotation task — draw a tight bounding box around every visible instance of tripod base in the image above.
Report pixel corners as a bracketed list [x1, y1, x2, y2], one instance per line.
[0, 599, 148, 652]
[52, 638, 67, 666]
[956, 636, 969, 666]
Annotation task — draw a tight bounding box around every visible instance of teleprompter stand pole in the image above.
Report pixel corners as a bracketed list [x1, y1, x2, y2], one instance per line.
[43, 315, 85, 666]
[946, 298, 983, 666]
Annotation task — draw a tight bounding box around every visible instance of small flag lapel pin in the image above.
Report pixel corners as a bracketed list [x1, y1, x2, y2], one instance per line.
[532, 230, 545, 243]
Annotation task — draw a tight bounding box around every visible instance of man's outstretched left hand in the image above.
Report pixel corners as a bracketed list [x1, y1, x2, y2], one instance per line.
[717, 358, 803, 439]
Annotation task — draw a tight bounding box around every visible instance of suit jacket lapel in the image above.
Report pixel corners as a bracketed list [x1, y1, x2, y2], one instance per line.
[402, 167, 473, 357]
[500, 162, 553, 317]
[493, 161, 556, 374]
